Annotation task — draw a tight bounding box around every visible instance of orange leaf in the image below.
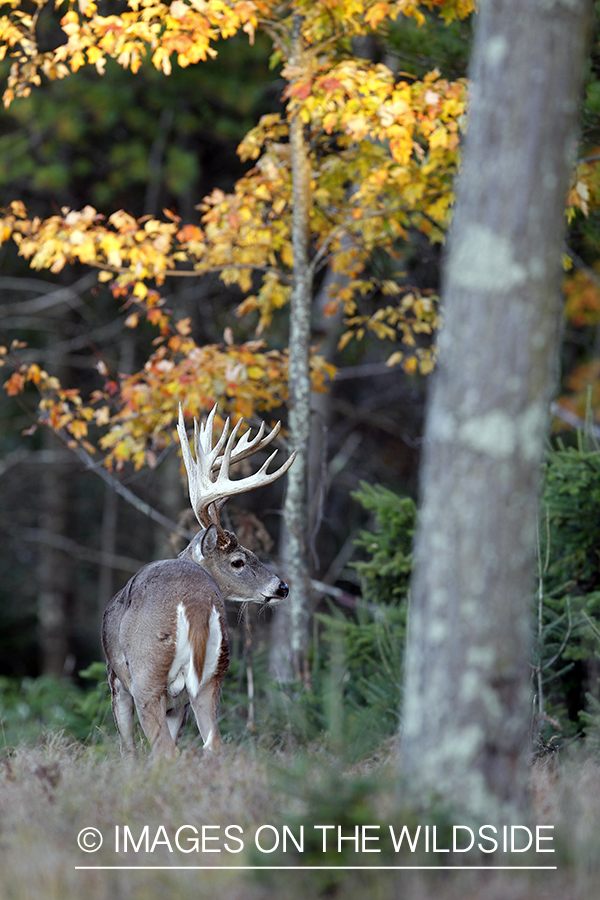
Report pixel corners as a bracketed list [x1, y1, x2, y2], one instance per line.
[175, 317, 192, 336]
[289, 81, 312, 101]
[177, 224, 203, 242]
[5, 372, 24, 395]
[320, 78, 343, 92]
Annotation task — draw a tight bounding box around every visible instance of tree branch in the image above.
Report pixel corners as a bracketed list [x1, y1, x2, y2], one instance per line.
[52, 429, 193, 539]
[0, 272, 96, 317]
[91, 261, 292, 285]
[309, 204, 419, 275]
[11, 526, 142, 574]
[564, 244, 600, 289]
[550, 400, 600, 438]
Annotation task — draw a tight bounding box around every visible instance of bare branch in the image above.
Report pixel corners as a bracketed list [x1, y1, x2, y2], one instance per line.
[51, 430, 193, 539]
[563, 245, 600, 289]
[550, 401, 600, 439]
[310, 200, 443, 275]
[0, 273, 97, 317]
[334, 362, 396, 380]
[542, 597, 572, 671]
[91, 261, 292, 286]
[11, 526, 142, 573]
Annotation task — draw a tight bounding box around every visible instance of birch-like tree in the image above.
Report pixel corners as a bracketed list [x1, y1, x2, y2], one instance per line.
[402, 0, 592, 817]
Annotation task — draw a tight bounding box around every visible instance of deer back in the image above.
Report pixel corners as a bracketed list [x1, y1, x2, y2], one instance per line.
[102, 557, 229, 700]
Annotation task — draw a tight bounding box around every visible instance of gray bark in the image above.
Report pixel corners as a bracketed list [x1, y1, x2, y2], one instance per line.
[270, 262, 347, 681]
[280, 14, 313, 682]
[401, 0, 592, 819]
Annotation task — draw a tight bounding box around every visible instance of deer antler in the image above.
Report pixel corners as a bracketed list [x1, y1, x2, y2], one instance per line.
[177, 403, 296, 533]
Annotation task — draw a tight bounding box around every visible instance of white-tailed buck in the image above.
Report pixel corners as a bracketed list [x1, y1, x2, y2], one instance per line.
[102, 404, 295, 758]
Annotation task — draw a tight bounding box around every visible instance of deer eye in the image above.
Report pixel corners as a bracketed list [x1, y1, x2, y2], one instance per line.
[230, 559, 245, 569]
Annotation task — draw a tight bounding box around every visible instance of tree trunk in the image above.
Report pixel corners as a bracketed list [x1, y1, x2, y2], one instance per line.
[280, 13, 313, 682]
[401, 0, 592, 819]
[37, 433, 72, 676]
[97, 484, 118, 621]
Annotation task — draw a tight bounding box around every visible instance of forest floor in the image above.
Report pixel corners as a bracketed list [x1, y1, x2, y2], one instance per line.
[0, 734, 598, 900]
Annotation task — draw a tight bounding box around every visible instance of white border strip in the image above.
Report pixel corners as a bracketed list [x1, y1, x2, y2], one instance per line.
[75, 865, 557, 871]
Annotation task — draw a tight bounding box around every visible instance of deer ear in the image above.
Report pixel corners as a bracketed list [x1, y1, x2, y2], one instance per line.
[200, 524, 219, 557]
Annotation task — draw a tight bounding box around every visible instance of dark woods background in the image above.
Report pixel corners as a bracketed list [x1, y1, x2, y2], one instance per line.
[1, 7, 600, 758]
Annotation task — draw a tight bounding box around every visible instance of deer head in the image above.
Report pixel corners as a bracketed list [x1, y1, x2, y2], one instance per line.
[176, 403, 295, 602]
[101, 404, 295, 759]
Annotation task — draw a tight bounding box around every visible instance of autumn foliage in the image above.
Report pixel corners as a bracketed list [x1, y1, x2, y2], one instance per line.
[18, 0, 596, 471]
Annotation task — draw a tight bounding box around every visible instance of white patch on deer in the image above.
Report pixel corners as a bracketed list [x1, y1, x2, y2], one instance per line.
[167, 603, 200, 699]
[191, 543, 205, 565]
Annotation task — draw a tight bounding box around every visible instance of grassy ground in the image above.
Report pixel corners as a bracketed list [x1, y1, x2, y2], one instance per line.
[0, 733, 599, 900]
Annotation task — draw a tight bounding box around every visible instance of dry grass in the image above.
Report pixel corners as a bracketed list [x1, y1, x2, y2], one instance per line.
[0, 735, 599, 900]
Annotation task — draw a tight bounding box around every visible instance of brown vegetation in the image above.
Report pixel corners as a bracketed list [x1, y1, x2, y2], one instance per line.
[0, 736, 598, 900]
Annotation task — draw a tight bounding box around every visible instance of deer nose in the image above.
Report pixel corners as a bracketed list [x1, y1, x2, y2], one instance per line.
[275, 580, 288, 599]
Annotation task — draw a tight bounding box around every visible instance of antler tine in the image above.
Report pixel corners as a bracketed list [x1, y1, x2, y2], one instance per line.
[178, 403, 205, 526]
[178, 403, 226, 528]
[251, 447, 297, 486]
[210, 420, 283, 474]
[218, 416, 245, 481]
[198, 404, 229, 472]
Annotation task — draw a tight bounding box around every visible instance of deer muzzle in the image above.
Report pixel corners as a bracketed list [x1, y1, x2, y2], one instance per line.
[265, 580, 288, 602]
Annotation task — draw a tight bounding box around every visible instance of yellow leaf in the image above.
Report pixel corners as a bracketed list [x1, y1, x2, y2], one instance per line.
[386, 351, 403, 367]
[175, 317, 192, 336]
[338, 331, 354, 351]
[561, 253, 573, 271]
[429, 127, 449, 150]
[365, 1, 390, 29]
[95, 406, 111, 426]
[27, 363, 42, 384]
[70, 51, 86, 73]
[322, 112, 339, 134]
[68, 419, 88, 440]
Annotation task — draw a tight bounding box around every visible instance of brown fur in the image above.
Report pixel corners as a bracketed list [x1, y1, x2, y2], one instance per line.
[102, 558, 230, 758]
[102, 525, 286, 759]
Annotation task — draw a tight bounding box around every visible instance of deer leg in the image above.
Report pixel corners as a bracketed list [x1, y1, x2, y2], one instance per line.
[190, 681, 223, 751]
[108, 668, 137, 758]
[166, 704, 188, 746]
[134, 689, 179, 759]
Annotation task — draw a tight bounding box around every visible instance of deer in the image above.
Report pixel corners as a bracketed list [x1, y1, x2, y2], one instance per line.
[101, 403, 295, 759]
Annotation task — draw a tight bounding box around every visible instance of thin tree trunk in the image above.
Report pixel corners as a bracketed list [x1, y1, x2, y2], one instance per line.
[401, 0, 591, 819]
[270, 261, 348, 681]
[152, 447, 184, 560]
[37, 432, 72, 675]
[280, 13, 313, 682]
[97, 483, 118, 621]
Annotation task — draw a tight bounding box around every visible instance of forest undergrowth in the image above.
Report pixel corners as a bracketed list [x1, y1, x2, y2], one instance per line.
[0, 732, 599, 900]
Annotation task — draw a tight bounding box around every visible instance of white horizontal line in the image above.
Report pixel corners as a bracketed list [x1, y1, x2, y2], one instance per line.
[75, 866, 558, 871]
